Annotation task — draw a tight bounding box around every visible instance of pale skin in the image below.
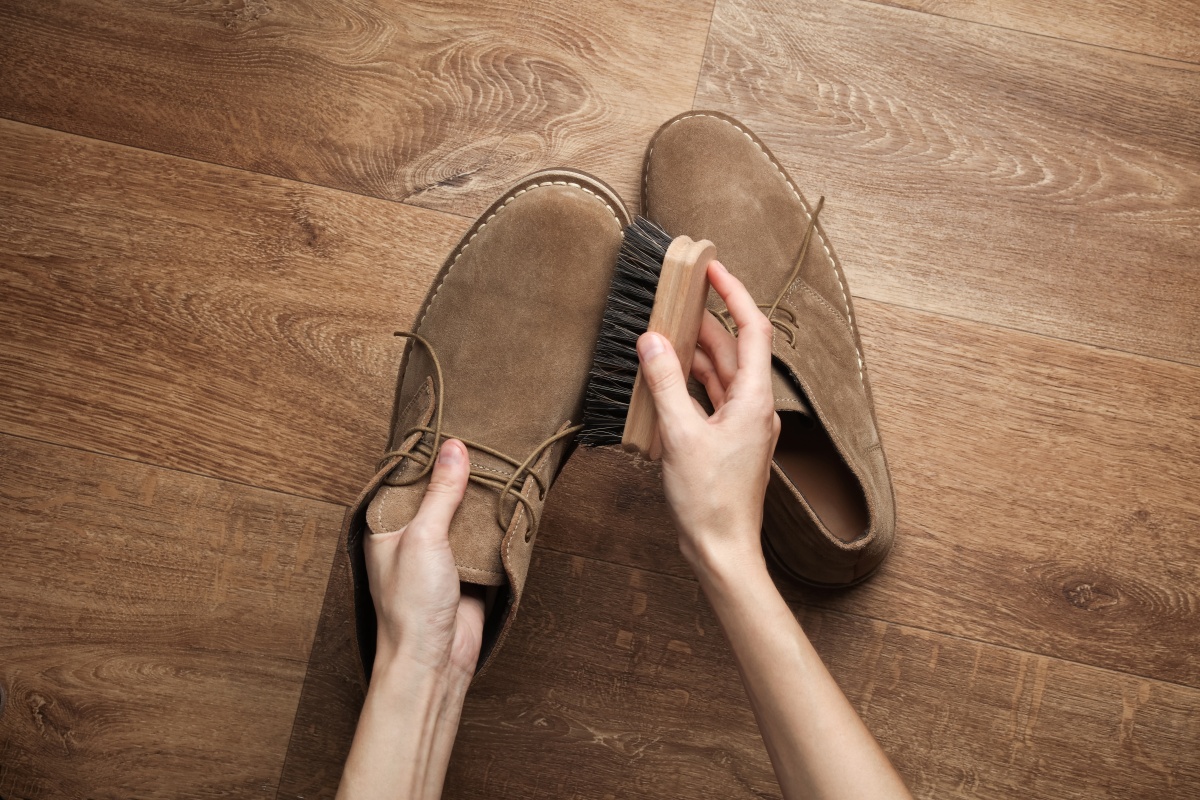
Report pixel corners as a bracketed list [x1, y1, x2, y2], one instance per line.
[337, 261, 913, 800]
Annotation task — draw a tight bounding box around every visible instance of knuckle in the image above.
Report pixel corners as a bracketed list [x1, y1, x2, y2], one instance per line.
[744, 396, 774, 423]
[425, 478, 460, 497]
[647, 365, 681, 393]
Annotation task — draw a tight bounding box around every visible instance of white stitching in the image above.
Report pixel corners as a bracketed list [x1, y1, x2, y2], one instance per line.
[418, 178, 624, 332]
[471, 462, 510, 478]
[645, 113, 865, 387]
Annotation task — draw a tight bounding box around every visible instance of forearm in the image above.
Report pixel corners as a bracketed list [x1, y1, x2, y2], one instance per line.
[694, 546, 911, 800]
[336, 652, 471, 800]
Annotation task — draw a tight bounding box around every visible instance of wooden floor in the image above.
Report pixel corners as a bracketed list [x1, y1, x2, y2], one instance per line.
[1, 0, 1197, 797]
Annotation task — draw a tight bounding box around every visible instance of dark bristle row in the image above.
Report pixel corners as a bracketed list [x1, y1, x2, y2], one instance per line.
[578, 216, 673, 446]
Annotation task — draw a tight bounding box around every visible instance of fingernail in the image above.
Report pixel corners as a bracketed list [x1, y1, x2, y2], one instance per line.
[712, 260, 729, 274]
[638, 333, 665, 362]
[438, 440, 462, 465]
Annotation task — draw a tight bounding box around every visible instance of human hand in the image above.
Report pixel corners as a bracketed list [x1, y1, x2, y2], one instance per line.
[635, 260, 780, 581]
[364, 439, 485, 679]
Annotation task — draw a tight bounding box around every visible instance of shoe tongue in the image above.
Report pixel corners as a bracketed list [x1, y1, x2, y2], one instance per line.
[772, 361, 815, 421]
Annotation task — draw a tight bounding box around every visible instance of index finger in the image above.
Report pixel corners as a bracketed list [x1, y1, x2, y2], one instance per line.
[707, 260, 774, 392]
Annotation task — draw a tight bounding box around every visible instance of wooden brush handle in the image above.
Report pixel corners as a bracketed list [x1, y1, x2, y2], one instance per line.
[622, 236, 716, 459]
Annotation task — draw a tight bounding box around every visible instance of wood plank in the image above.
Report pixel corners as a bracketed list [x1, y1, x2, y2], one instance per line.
[0, 118, 465, 504]
[0, 434, 343, 797]
[276, 525, 363, 799]
[535, 299, 1200, 686]
[0, 0, 715, 219]
[697, 0, 1200, 364]
[865, 0, 1200, 63]
[279, 538, 1200, 799]
[0, 645, 303, 799]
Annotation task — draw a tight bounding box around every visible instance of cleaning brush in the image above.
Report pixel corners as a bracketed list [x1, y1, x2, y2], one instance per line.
[579, 217, 716, 459]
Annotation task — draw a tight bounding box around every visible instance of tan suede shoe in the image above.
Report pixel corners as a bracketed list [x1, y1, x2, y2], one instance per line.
[343, 170, 628, 681]
[643, 111, 895, 587]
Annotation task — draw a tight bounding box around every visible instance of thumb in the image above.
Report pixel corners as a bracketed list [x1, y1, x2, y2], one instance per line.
[410, 439, 470, 535]
[637, 333, 700, 441]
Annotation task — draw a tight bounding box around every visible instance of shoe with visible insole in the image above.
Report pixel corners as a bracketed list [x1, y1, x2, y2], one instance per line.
[642, 111, 895, 587]
[342, 170, 628, 682]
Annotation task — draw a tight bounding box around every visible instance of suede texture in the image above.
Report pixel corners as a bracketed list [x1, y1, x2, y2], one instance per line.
[344, 171, 628, 682]
[643, 111, 896, 587]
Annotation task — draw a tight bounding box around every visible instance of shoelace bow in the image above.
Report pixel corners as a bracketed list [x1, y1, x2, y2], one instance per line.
[717, 196, 825, 345]
[376, 332, 581, 542]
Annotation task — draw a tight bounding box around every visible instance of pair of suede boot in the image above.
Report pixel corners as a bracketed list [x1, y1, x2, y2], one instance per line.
[344, 112, 896, 681]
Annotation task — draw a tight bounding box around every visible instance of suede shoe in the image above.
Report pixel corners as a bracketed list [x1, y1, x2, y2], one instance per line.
[642, 111, 895, 587]
[343, 170, 629, 681]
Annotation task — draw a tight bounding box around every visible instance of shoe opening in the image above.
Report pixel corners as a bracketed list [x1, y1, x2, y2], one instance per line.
[774, 410, 869, 543]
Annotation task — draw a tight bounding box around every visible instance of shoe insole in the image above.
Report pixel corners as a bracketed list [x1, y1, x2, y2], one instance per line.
[774, 412, 869, 543]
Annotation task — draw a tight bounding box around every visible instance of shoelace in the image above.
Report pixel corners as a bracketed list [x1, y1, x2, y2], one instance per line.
[717, 196, 825, 346]
[376, 332, 582, 542]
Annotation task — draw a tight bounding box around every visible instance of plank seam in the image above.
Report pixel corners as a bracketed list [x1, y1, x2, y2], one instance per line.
[842, 0, 1200, 68]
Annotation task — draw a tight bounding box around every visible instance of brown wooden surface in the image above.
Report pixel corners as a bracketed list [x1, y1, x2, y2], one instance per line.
[865, 0, 1200, 63]
[276, 526, 365, 799]
[2, 0, 1199, 797]
[0, 434, 341, 798]
[698, 0, 1200, 365]
[0, 118, 464, 505]
[0, 0, 715, 219]
[864, 0, 1200, 62]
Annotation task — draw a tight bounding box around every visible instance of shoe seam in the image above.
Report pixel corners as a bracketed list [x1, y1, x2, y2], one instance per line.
[389, 377, 434, 450]
[773, 281, 881, 533]
[418, 179, 625, 332]
[644, 112, 864, 388]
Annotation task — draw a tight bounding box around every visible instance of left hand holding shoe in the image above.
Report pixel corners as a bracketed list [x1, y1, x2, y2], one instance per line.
[338, 438, 484, 800]
[364, 438, 485, 679]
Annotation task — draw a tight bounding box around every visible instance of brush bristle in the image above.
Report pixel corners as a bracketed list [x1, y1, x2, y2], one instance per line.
[578, 216, 674, 446]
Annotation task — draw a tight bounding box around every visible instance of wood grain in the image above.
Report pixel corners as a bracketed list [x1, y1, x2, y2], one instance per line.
[0, 434, 343, 798]
[279, 533, 1200, 798]
[4, 0, 1200, 795]
[276, 527, 363, 799]
[865, 0, 1200, 63]
[0, 118, 465, 505]
[534, 299, 1200, 686]
[697, 0, 1200, 364]
[0, 0, 714, 219]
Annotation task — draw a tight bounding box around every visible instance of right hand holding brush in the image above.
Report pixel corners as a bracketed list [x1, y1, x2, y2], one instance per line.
[635, 259, 781, 583]
[638, 259, 913, 800]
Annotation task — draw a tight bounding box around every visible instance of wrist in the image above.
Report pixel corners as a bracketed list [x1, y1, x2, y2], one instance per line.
[683, 529, 768, 584]
[686, 538, 776, 605]
[370, 646, 472, 709]
[375, 623, 475, 679]
[339, 642, 471, 800]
